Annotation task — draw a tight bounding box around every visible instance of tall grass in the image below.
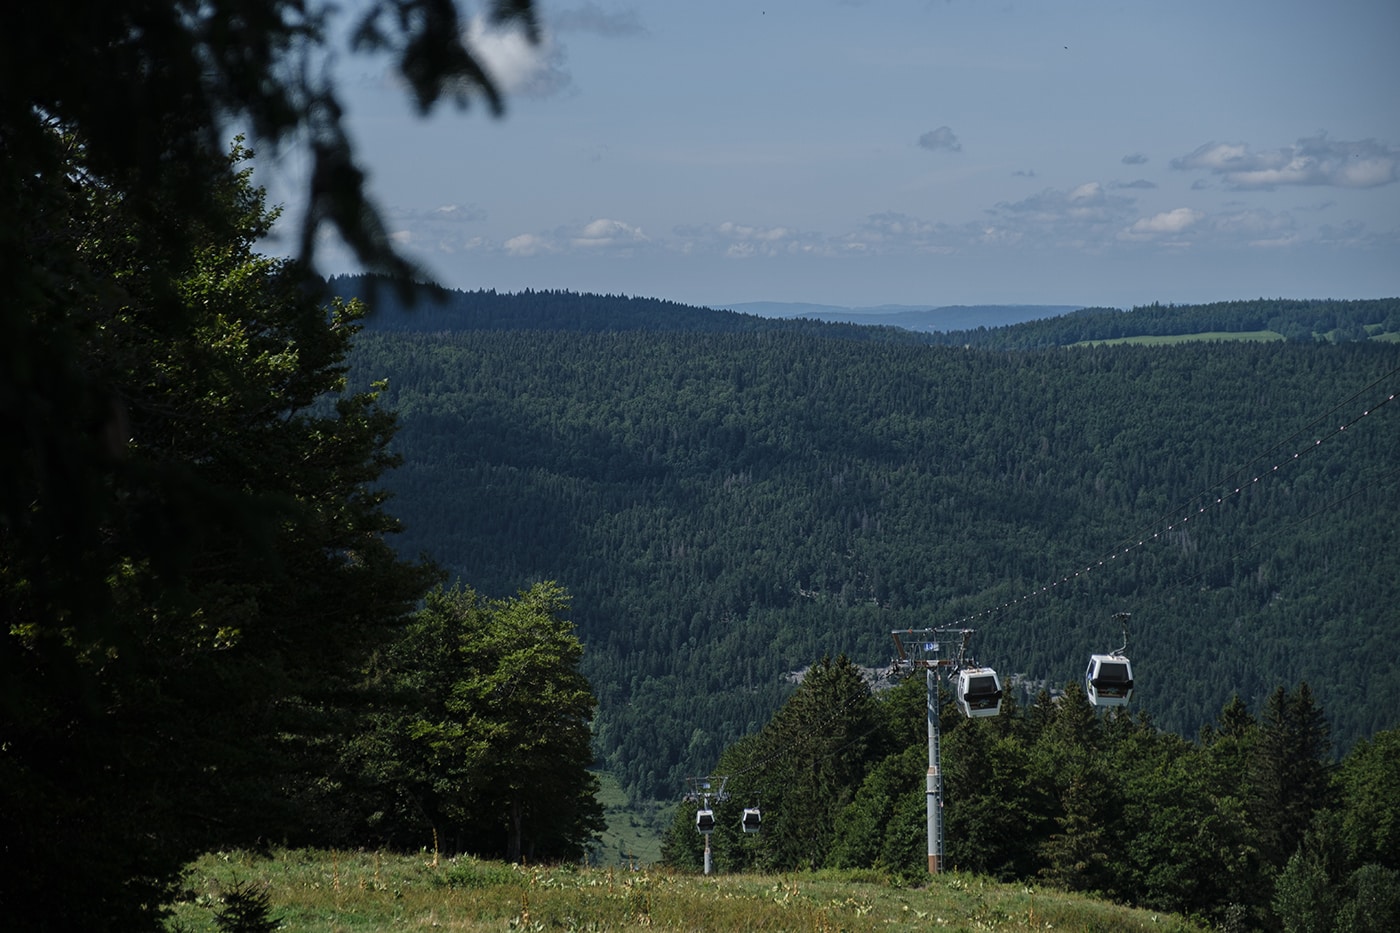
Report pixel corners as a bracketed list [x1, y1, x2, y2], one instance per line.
[592, 770, 667, 868]
[165, 849, 1208, 931]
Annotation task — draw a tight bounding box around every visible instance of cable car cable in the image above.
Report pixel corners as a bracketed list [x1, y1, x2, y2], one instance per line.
[1096, 363, 1400, 569]
[680, 368, 1399, 810]
[1157, 460, 1400, 600]
[938, 377, 1399, 629]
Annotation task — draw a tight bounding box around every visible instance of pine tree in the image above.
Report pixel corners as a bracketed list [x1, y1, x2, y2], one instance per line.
[1250, 683, 1334, 871]
[730, 655, 885, 872]
[1, 139, 431, 930]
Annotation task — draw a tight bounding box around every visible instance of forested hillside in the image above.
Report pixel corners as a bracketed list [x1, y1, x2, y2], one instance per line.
[715, 301, 1084, 331]
[338, 277, 1400, 348]
[926, 297, 1400, 348]
[342, 284, 1400, 808]
[330, 274, 929, 343]
[660, 657, 1400, 929]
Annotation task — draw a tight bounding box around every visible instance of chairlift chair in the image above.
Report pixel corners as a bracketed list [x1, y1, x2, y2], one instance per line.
[956, 667, 1004, 718]
[1085, 654, 1134, 707]
[740, 807, 762, 833]
[695, 808, 716, 834]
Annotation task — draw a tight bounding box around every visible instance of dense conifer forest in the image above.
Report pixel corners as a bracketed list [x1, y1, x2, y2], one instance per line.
[925, 297, 1400, 348]
[11, 1, 1399, 924]
[340, 281, 1400, 812]
[659, 657, 1400, 929]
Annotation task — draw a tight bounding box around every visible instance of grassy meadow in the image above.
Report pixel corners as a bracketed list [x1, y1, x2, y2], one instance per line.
[1075, 331, 1285, 346]
[165, 848, 1208, 932]
[1075, 326, 1400, 346]
[591, 771, 667, 868]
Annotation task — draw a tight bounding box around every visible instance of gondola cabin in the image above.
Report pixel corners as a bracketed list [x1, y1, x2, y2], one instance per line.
[741, 807, 762, 833]
[956, 667, 1004, 718]
[1085, 654, 1134, 707]
[695, 808, 716, 834]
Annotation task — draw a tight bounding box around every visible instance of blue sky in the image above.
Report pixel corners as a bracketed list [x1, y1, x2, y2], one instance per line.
[267, 0, 1400, 310]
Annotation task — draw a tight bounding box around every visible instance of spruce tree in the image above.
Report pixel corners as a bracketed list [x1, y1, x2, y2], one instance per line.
[1250, 683, 1333, 872]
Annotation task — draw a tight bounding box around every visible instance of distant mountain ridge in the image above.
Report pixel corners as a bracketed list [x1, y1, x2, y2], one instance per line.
[715, 302, 1083, 331]
[329, 276, 927, 343]
[326, 276, 1399, 347]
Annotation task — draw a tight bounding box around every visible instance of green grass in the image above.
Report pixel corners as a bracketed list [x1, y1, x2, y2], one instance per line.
[1075, 331, 1285, 347]
[590, 770, 667, 868]
[1075, 328, 1400, 346]
[165, 848, 1209, 932]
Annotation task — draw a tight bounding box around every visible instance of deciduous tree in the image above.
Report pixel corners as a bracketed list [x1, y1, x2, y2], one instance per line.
[360, 582, 603, 861]
[1335, 728, 1400, 872]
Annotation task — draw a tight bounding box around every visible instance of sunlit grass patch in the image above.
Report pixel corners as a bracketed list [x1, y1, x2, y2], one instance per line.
[166, 849, 1208, 931]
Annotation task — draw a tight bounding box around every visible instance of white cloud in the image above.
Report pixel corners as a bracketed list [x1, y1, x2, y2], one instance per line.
[1123, 208, 1203, 239]
[496, 219, 653, 257]
[466, 5, 649, 102]
[847, 212, 958, 254]
[377, 204, 491, 255]
[983, 182, 1154, 252]
[504, 233, 553, 256]
[977, 225, 1023, 246]
[718, 221, 790, 242]
[991, 182, 1136, 230]
[386, 203, 487, 225]
[861, 212, 937, 239]
[1171, 133, 1400, 189]
[717, 222, 810, 258]
[571, 218, 650, 249]
[430, 203, 487, 222]
[672, 221, 834, 258]
[479, 163, 1380, 273]
[1118, 206, 1313, 250]
[1068, 182, 1101, 201]
[466, 14, 570, 97]
[1172, 142, 1250, 173]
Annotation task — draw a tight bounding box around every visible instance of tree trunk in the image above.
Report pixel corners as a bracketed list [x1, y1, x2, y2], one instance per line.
[507, 798, 524, 862]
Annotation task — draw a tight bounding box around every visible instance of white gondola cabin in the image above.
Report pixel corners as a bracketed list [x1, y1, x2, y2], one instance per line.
[695, 808, 716, 834]
[1085, 654, 1134, 707]
[741, 807, 762, 833]
[956, 667, 1004, 718]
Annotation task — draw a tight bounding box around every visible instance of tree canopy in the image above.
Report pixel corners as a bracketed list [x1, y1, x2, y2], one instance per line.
[1, 134, 445, 929]
[2, 2, 542, 671]
[345, 582, 604, 861]
[667, 673, 1400, 931]
[3, 5, 551, 926]
[339, 303, 1400, 804]
[2, 1, 536, 282]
